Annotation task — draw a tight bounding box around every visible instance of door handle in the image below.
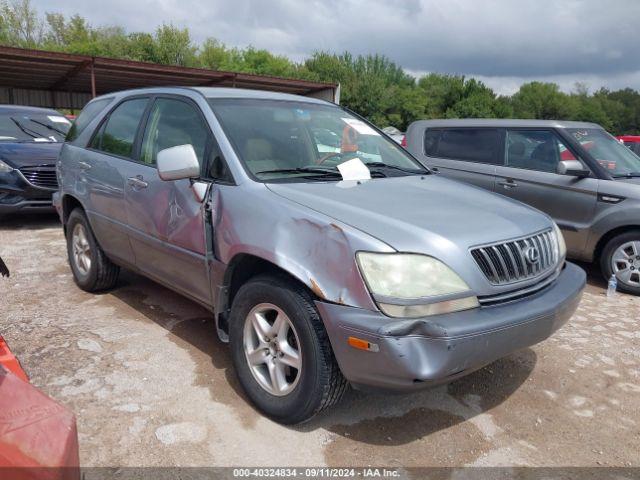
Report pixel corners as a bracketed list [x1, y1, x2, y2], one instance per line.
[78, 161, 92, 170]
[498, 179, 518, 189]
[127, 176, 148, 189]
[431, 167, 440, 174]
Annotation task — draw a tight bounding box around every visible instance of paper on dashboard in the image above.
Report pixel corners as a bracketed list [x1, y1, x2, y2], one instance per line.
[337, 158, 371, 181]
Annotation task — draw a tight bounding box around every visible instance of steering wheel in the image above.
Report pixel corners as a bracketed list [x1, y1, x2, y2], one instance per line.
[316, 152, 342, 165]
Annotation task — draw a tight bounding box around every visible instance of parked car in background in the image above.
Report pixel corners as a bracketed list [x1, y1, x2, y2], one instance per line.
[382, 126, 405, 144]
[618, 135, 640, 155]
[406, 119, 640, 295]
[56, 88, 584, 423]
[0, 105, 71, 216]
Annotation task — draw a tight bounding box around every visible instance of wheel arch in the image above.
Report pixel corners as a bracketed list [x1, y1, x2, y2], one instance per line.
[593, 225, 640, 263]
[215, 253, 325, 341]
[61, 194, 85, 235]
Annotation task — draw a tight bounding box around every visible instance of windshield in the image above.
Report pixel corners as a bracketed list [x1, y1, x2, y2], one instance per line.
[0, 112, 71, 142]
[207, 98, 425, 181]
[566, 128, 640, 177]
[0, 112, 71, 143]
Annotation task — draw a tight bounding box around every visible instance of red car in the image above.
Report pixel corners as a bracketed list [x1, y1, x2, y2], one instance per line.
[617, 135, 640, 155]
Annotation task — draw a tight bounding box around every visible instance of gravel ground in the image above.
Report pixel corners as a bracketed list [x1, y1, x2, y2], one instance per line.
[0, 213, 639, 469]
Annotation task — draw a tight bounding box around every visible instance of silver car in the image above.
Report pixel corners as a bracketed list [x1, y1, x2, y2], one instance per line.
[55, 88, 585, 423]
[406, 119, 640, 295]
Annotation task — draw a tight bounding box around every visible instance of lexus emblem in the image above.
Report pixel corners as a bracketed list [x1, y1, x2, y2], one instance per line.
[523, 245, 540, 264]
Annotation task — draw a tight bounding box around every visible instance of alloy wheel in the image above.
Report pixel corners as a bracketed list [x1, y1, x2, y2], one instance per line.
[71, 223, 92, 276]
[611, 241, 640, 288]
[242, 303, 302, 396]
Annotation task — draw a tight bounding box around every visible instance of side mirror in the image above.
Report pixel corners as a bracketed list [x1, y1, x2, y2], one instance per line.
[157, 144, 200, 181]
[557, 160, 590, 178]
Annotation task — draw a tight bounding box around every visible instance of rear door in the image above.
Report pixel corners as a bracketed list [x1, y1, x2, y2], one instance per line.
[420, 128, 502, 191]
[495, 129, 598, 256]
[124, 95, 212, 305]
[82, 96, 150, 266]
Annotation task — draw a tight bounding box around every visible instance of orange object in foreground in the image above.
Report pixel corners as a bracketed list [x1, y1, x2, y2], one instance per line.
[0, 366, 80, 480]
[0, 335, 28, 382]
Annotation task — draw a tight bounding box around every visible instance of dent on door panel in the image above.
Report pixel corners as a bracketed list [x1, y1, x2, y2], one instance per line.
[125, 168, 210, 304]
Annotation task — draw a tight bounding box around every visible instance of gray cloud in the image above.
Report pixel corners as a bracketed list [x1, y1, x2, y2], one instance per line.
[32, 0, 640, 91]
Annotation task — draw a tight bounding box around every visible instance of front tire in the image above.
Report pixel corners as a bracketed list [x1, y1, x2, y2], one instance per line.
[66, 208, 119, 292]
[600, 230, 640, 295]
[229, 274, 347, 424]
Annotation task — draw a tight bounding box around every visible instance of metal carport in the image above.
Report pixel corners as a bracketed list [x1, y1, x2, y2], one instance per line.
[0, 46, 339, 111]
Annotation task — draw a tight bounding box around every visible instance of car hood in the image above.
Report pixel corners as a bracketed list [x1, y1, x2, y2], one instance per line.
[0, 142, 62, 167]
[266, 175, 552, 257]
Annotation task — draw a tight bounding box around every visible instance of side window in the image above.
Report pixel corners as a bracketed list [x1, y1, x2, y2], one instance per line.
[92, 98, 148, 158]
[67, 97, 113, 143]
[436, 128, 501, 164]
[505, 130, 583, 174]
[424, 129, 440, 156]
[141, 98, 208, 166]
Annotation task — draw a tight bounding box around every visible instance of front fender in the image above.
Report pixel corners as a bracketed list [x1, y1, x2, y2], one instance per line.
[213, 183, 394, 310]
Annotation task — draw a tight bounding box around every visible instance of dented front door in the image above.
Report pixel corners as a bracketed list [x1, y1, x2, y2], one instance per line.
[124, 163, 211, 304]
[124, 96, 211, 305]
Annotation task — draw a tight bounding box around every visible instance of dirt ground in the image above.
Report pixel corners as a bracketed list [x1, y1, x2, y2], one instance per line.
[0, 213, 639, 469]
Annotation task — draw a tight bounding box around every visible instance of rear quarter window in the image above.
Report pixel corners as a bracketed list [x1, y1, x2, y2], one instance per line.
[426, 128, 502, 164]
[424, 129, 440, 156]
[66, 97, 113, 143]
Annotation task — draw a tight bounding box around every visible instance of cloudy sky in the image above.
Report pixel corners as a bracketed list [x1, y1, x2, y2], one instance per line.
[32, 0, 640, 95]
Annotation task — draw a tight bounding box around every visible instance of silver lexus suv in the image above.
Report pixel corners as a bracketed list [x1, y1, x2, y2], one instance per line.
[406, 119, 640, 295]
[55, 88, 585, 423]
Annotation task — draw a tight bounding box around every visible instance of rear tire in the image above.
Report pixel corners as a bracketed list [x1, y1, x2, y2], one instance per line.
[229, 274, 347, 424]
[66, 208, 119, 292]
[600, 230, 640, 296]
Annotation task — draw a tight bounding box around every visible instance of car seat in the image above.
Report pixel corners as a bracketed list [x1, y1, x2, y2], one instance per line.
[507, 141, 526, 168]
[530, 140, 559, 173]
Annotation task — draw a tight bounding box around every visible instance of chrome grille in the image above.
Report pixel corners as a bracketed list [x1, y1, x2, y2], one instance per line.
[471, 229, 558, 285]
[19, 165, 58, 190]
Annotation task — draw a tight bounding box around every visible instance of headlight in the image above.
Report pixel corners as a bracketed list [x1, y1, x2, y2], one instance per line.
[356, 252, 479, 318]
[0, 159, 13, 173]
[553, 222, 567, 261]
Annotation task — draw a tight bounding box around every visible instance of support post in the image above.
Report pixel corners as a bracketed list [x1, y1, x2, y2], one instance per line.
[90, 58, 96, 98]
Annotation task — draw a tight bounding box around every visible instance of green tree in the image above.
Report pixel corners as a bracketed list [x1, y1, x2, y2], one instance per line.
[511, 82, 575, 119]
[124, 32, 156, 62]
[599, 88, 640, 134]
[198, 38, 231, 70]
[153, 24, 196, 66]
[445, 78, 501, 118]
[568, 86, 612, 130]
[0, 0, 43, 47]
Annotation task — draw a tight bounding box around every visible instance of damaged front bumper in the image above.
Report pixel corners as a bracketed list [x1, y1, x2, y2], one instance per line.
[316, 261, 586, 392]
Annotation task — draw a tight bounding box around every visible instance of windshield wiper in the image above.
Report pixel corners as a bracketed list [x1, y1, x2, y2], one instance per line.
[27, 118, 66, 136]
[10, 118, 39, 139]
[255, 167, 343, 178]
[256, 166, 388, 180]
[613, 172, 640, 178]
[365, 162, 428, 175]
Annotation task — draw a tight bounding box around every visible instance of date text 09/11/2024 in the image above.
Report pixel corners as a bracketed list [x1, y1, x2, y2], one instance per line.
[232, 468, 401, 478]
